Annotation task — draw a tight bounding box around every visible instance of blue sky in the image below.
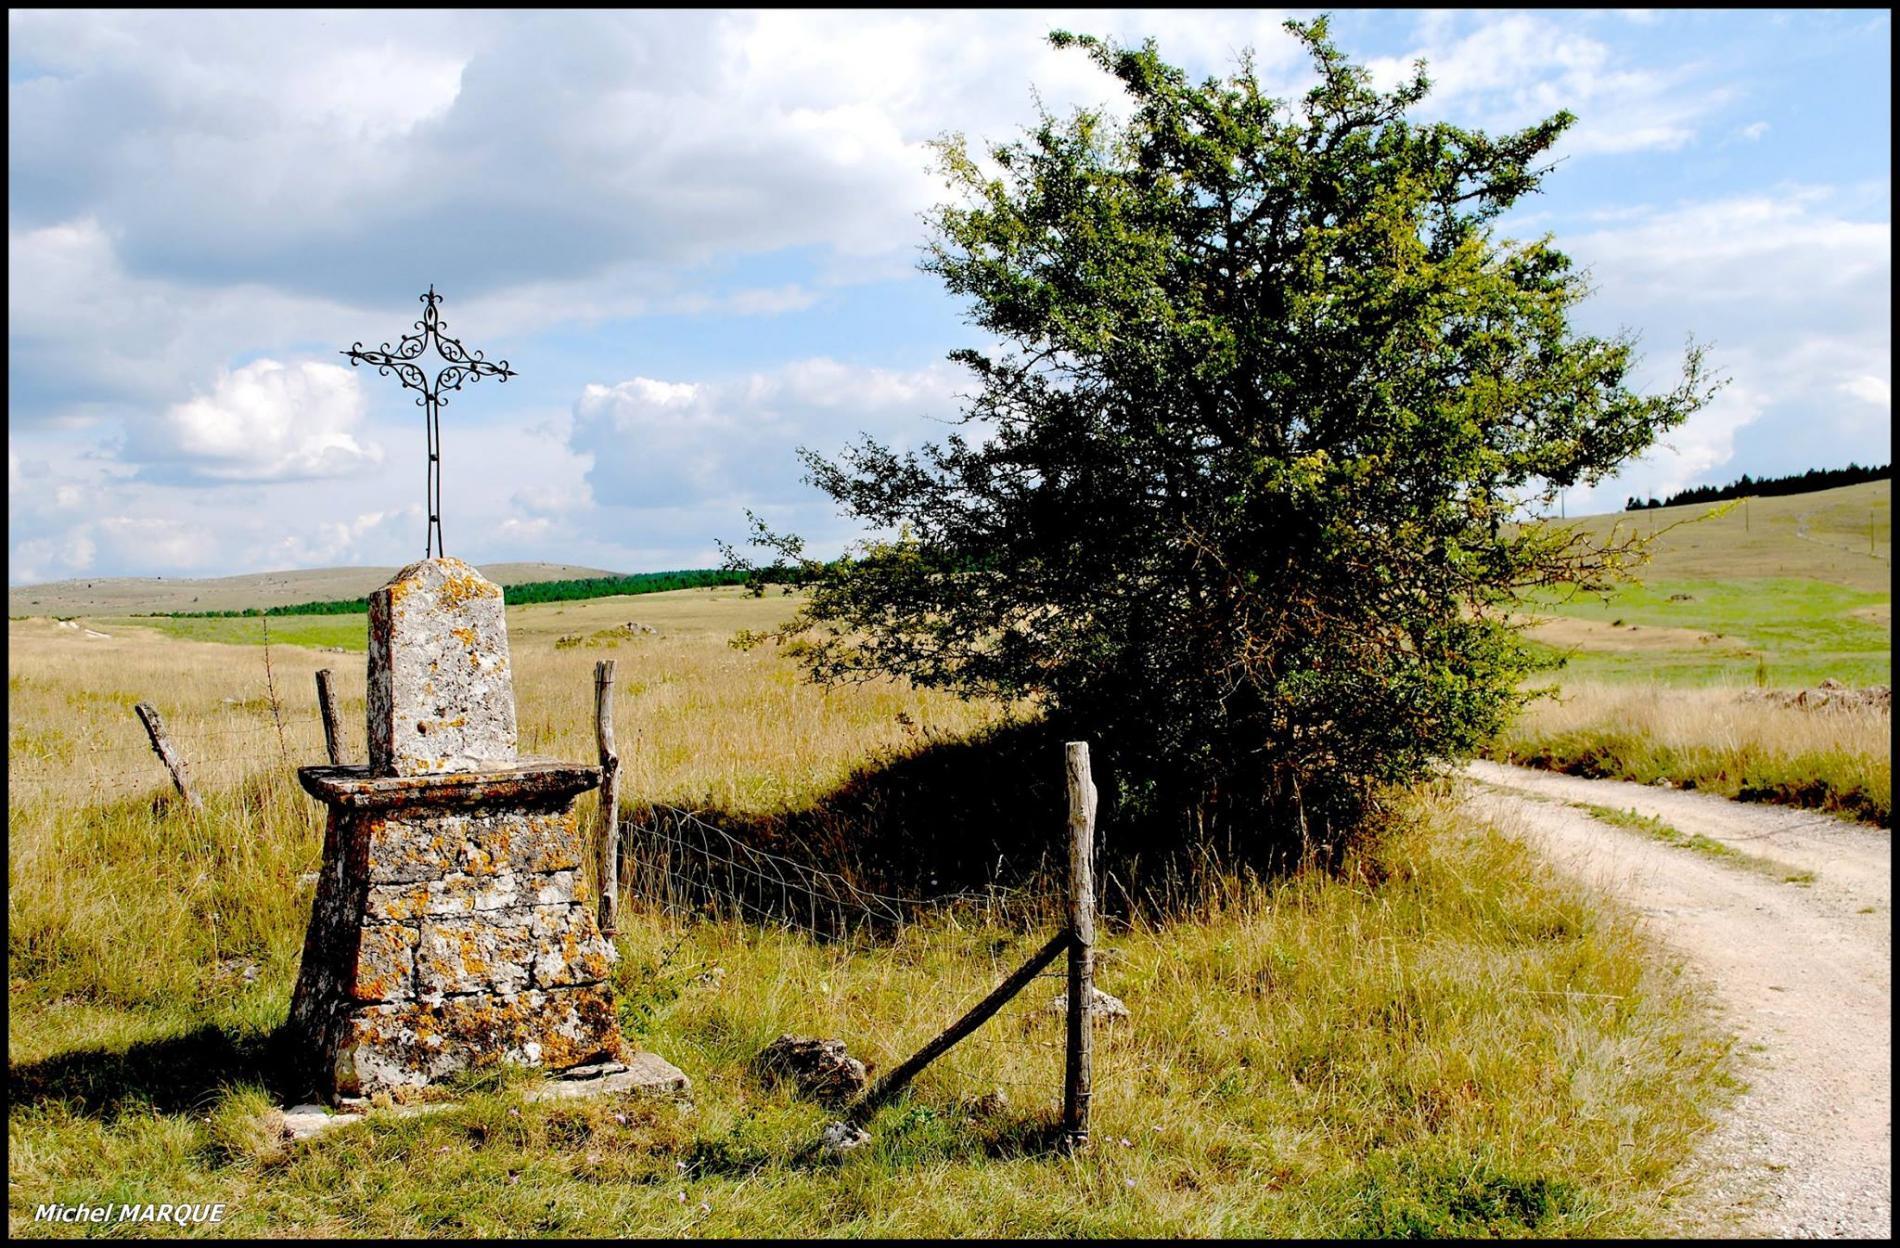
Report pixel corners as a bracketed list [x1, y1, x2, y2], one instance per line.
[7, 9, 1890, 583]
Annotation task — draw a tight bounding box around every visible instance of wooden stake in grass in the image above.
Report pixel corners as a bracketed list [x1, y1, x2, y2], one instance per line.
[1062, 740, 1098, 1151]
[134, 701, 202, 811]
[593, 659, 622, 935]
[260, 614, 291, 773]
[315, 669, 345, 765]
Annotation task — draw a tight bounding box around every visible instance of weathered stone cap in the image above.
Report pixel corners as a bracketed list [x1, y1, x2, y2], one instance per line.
[367, 557, 518, 777]
[297, 761, 602, 811]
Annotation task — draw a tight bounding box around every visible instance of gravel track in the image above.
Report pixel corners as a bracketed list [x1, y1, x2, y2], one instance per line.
[1464, 761, 1891, 1239]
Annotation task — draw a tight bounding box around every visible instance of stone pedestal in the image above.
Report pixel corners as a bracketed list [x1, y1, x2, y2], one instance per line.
[288, 762, 625, 1099]
[288, 558, 633, 1101]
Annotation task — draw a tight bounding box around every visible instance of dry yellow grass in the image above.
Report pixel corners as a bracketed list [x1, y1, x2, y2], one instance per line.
[7, 587, 1740, 1237]
[1494, 682, 1891, 825]
[7, 587, 1010, 818]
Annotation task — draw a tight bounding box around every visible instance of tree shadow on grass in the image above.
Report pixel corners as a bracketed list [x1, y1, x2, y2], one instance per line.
[623, 721, 1069, 938]
[9, 1024, 292, 1121]
[621, 719, 1293, 937]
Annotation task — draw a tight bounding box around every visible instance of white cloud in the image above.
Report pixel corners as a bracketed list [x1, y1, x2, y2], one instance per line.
[1365, 13, 1729, 155]
[1738, 120, 1770, 141]
[1839, 375, 1891, 408]
[1560, 187, 1891, 512]
[571, 358, 963, 511]
[248, 505, 423, 569]
[7, 11, 1889, 575]
[134, 359, 380, 482]
[1565, 188, 1890, 305]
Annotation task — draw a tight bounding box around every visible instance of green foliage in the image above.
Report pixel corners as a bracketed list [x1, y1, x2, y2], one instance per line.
[730, 20, 1714, 855]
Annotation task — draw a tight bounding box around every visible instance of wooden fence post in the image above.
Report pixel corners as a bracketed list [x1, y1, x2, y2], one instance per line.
[593, 659, 622, 934]
[315, 669, 344, 765]
[134, 701, 202, 811]
[1062, 740, 1097, 1150]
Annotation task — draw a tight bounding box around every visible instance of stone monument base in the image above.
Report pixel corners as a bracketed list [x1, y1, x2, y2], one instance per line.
[289, 761, 625, 1100]
[280, 1052, 692, 1141]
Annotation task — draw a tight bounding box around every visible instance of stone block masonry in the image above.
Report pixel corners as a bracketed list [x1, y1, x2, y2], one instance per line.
[289, 558, 635, 1101]
[289, 763, 625, 1098]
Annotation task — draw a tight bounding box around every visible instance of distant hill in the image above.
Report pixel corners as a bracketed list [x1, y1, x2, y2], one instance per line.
[7, 562, 625, 617]
[1567, 479, 1891, 593]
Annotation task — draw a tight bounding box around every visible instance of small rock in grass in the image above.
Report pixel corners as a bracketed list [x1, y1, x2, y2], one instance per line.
[819, 1119, 869, 1157]
[754, 1035, 870, 1106]
[1047, 985, 1131, 1025]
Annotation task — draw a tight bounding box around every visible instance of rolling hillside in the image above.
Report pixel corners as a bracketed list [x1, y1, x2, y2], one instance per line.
[1564, 479, 1890, 593]
[1524, 480, 1891, 686]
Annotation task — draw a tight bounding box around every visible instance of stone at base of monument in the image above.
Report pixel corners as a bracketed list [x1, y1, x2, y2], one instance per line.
[279, 1052, 692, 1142]
[289, 760, 626, 1100]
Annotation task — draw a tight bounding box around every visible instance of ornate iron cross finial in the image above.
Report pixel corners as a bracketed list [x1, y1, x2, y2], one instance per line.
[342, 286, 516, 559]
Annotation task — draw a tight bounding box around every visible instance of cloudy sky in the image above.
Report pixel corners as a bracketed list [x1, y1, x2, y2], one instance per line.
[7, 9, 1891, 584]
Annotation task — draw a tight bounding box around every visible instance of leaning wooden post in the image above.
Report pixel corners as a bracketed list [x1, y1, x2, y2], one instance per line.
[314, 669, 345, 765]
[134, 701, 202, 811]
[593, 659, 622, 934]
[848, 929, 1072, 1127]
[1062, 740, 1097, 1150]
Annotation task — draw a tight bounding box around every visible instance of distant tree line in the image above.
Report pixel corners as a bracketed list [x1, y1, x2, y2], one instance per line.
[150, 568, 750, 618]
[1625, 462, 1890, 510]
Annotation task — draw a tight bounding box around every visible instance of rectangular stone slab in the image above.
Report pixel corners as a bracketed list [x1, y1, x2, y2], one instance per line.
[367, 557, 518, 776]
[290, 766, 624, 1101]
[299, 762, 601, 811]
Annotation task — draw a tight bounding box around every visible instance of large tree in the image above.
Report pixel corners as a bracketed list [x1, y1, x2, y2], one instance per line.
[730, 20, 1714, 855]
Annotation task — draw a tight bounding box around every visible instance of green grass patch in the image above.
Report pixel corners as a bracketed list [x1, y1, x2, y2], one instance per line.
[106, 614, 370, 652]
[1573, 804, 1812, 885]
[1525, 577, 1889, 687]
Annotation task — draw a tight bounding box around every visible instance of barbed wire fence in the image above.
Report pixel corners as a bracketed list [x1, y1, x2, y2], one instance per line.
[620, 800, 1098, 1125]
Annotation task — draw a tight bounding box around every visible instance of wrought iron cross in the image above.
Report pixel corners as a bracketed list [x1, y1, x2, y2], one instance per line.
[341, 286, 516, 559]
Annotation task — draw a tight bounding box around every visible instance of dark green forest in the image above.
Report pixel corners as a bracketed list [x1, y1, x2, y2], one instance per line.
[1625, 462, 1889, 510]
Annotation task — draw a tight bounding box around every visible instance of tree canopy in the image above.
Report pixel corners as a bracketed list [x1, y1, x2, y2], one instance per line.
[728, 19, 1716, 857]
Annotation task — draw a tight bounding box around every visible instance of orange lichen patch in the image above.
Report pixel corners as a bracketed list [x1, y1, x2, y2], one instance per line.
[365, 816, 460, 883]
[451, 626, 479, 650]
[435, 562, 502, 611]
[339, 985, 623, 1091]
[367, 883, 432, 922]
[351, 924, 417, 1003]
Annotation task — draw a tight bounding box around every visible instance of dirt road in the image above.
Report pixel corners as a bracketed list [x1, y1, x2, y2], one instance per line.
[1464, 761, 1891, 1239]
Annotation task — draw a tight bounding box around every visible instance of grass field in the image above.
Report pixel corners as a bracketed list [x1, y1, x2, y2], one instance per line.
[8, 585, 1736, 1237]
[1521, 577, 1889, 687]
[1517, 482, 1891, 689]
